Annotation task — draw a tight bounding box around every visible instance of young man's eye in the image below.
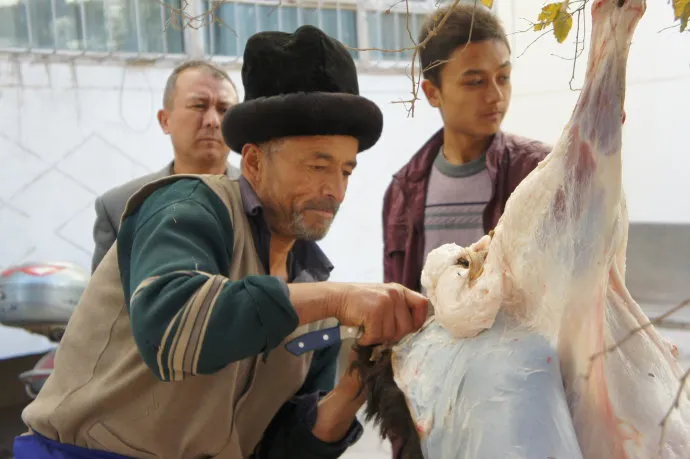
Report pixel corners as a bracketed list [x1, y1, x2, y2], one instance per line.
[466, 80, 483, 86]
[310, 165, 326, 171]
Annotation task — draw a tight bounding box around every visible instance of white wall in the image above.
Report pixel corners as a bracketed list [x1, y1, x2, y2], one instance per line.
[0, 61, 441, 277]
[0, 60, 442, 357]
[1, 0, 688, 357]
[496, 0, 690, 224]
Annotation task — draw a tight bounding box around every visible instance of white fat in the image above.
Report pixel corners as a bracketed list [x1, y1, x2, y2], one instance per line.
[421, 241, 502, 339]
[420, 243, 465, 303]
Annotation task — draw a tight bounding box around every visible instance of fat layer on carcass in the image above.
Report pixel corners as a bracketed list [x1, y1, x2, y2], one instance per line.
[393, 1, 690, 458]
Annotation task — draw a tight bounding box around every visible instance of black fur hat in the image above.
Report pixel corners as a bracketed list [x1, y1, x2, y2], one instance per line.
[222, 25, 384, 153]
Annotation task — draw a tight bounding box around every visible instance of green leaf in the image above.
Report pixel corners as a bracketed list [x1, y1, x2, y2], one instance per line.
[674, 0, 690, 32]
[538, 2, 563, 23]
[533, 2, 567, 34]
[553, 10, 574, 43]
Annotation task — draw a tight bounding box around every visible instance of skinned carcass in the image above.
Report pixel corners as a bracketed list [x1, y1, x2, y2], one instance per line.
[355, 1, 690, 458]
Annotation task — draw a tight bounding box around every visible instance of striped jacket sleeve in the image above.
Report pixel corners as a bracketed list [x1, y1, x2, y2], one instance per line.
[117, 179, 299, 381]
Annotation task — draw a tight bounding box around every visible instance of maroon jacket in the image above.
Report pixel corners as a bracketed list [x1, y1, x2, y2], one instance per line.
[382, 128, 551, 292]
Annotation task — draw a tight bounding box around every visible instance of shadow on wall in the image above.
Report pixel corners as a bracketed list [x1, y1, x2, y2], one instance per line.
[625, 223, 690, 308]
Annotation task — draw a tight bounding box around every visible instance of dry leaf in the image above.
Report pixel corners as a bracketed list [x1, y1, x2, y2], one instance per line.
[534, 2, 565, 31]
[553, 10, 574, 43]
[539, 2, 563, 23]
[673, 0, 690, 32]
[533, 2, 573, 43]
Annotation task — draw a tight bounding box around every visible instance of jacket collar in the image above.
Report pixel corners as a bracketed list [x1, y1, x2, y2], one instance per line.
[396, 128, 506, 183]
[238, 176, 334, 280]
[166, 161, 237, 178]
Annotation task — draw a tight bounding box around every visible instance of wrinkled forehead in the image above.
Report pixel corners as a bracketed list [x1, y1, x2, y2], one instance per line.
[278, 135, 359, 166]
[176, 69, 238, 104]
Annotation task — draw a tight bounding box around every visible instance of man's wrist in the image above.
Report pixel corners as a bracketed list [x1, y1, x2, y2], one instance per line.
[288, 282, 346, 325]
[322, 282, 347, 320]
[311, 386, 365, 443]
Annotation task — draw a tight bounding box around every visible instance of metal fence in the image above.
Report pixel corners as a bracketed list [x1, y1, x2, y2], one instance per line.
[0, 0, 493, 67]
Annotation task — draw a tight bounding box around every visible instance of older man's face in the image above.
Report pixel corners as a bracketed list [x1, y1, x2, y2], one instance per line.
[244, 135, 358, 241]
[159, 68, 238, 173]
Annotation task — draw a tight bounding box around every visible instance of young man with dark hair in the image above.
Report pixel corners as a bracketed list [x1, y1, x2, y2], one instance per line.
[381, 6, 551, 456]
[383, 4, 551, 295]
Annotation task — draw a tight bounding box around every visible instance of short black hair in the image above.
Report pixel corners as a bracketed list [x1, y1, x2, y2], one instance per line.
[418, 3, 510, 86]
[163, 60, 237, 109]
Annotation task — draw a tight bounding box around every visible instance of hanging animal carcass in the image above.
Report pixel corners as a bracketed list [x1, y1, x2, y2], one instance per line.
[355, 1, 690, 458]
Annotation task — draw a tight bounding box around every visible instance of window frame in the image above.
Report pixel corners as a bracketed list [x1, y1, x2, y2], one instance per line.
[0, 0, 496, 72]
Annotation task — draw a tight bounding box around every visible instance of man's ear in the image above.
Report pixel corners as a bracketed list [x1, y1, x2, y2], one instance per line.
[421, 79, 441, 109]
[157, 109, 170, 134]
[241, 143, 263, 182]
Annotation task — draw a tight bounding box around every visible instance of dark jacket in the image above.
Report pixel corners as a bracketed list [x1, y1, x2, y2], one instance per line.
[382, 128, 551, 292]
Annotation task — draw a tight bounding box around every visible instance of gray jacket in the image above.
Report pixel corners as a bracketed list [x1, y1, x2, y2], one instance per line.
[91, 161, 241, 273]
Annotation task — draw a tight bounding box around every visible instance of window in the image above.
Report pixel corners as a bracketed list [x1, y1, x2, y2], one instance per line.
[204, 0, 358, 59]
[202, 0, 431, 63]
[365, 10, 426, 62]
[364, 0, 498, 62]
[0, 0, 495, 64]
[0, 0, 184, 53]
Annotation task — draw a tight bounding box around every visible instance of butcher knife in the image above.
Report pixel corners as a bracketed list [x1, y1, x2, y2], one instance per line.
[284, 324, 362, 356]
[284, 305, 437, 357]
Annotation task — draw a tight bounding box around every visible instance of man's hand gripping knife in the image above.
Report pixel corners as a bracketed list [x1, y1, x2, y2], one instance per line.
[286, 282, 430, 443]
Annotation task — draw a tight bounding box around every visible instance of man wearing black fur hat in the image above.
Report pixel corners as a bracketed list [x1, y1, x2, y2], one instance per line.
[14, 26, 429, 459]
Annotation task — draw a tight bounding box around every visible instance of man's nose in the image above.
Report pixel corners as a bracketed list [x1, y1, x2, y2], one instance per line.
[203, 108, 222, 128]
[486, 81, 504, 103]
[323, 174, 347, 203]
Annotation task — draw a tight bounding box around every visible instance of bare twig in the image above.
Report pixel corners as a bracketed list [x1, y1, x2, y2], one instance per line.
[582, 296, 690, 452]
[156, 0, 593, 114]
[516, 27, 556, 59]
[587, 299, 690, 377]
[156, 0, 226, 32]
[653, 319, 690, 331]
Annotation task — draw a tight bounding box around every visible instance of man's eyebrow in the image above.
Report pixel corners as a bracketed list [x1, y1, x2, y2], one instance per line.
[186, 94, 234, 107]
[186, 94, 209, 102]
[461, 69, 485, 77]
[461, 61, 512, 77]
[314, 152, 357, 169]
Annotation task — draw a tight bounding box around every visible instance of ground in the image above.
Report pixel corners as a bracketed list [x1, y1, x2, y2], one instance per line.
[342, 420, 392, 459]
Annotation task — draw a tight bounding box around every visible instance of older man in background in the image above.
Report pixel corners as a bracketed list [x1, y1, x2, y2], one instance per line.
[91, 60, 241, 272]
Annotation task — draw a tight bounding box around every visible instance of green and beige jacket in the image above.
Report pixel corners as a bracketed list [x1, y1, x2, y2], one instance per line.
[22, 175, 349, 458]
